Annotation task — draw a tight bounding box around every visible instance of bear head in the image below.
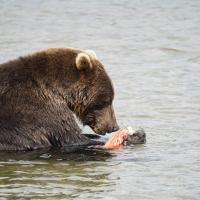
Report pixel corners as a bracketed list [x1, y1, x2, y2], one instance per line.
[60, 48, 119, 135]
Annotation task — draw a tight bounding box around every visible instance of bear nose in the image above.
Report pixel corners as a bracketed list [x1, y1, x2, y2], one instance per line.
[112, 125, 119, 132]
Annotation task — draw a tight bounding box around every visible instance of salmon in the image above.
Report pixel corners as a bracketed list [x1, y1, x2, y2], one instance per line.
[103, 128, 129, 149]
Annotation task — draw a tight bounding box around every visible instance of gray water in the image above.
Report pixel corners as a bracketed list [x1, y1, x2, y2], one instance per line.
[0, 0, 200, 199]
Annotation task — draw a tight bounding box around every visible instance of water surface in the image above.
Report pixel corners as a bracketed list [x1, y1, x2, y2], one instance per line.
[0, 0, 200, 199]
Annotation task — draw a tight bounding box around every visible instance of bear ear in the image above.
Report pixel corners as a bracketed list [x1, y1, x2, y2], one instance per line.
[85, 49, 98, 60]
[75, 52, 92, 70]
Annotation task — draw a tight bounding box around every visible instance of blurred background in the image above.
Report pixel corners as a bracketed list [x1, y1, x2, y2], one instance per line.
[0, 0, 200, 199]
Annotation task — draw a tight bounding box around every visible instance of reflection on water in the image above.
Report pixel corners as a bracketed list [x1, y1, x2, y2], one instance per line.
[0, 152, 115, 199]
[0, 0, 200, 199]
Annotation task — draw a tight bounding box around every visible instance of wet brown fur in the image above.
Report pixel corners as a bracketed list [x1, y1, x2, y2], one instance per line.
[0, 48, 118, 151]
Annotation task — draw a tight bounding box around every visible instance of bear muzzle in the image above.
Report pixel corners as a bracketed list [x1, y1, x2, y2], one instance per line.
[91, 105, 119, 135]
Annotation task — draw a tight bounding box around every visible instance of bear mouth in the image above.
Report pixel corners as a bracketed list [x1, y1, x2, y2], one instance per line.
[92, 127, 107, 135]
[92, 125, 118, 136]
[94, 130, 107, 136]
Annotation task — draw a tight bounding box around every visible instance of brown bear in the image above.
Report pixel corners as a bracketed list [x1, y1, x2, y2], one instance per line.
[0, 48, 119, 151]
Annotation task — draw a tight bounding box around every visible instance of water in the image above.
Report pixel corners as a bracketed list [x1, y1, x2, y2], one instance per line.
[0, 0, 200, 199]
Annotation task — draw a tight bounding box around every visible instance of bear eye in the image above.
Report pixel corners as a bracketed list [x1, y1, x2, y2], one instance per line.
[93, 100, 111, 111]
[93, 103, 104, 110]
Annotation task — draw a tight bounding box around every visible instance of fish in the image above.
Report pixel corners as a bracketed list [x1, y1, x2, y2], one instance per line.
[89, 127, 146, 150]
[103, 128, 129, 149]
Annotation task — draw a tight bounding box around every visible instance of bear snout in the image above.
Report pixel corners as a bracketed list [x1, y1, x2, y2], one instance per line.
[91, 105, 119, 135]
